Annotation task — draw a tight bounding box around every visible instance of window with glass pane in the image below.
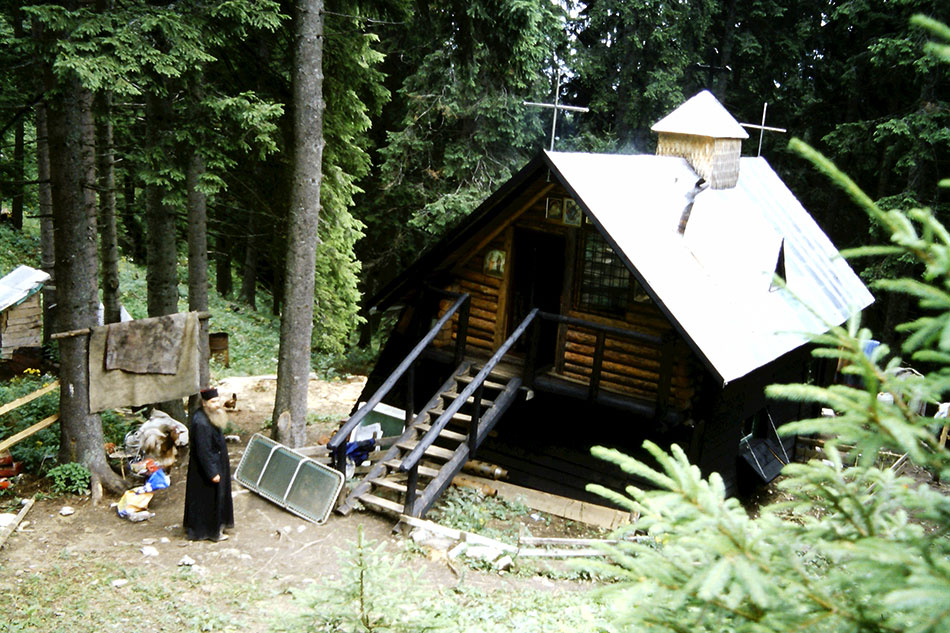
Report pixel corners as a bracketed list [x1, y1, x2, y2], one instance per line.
[577, 231, 633, 315]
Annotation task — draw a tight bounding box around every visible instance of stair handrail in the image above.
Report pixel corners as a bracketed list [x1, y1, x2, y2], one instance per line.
[399, 308, 539, 473]
[328, 292, 471, 463]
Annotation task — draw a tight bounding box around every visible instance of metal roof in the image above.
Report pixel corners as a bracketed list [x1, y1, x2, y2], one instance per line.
[545, 151, 874, 385]
[0, 265, 49, 313]
[651, 90, 749, 139]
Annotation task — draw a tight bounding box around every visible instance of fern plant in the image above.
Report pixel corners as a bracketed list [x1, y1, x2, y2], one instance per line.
[584, 16, 950, 633]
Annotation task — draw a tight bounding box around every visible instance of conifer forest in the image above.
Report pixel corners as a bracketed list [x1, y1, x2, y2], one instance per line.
[0, 2, 949, 632]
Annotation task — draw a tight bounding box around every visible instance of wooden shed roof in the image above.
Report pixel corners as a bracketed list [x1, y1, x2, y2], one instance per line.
[0, 266, 49, 313]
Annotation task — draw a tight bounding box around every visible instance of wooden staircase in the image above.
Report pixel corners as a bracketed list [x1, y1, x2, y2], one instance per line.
[337, 362, 522, 518]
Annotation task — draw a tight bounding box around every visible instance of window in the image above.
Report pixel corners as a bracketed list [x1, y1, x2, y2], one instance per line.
[576, 231, 646, 315]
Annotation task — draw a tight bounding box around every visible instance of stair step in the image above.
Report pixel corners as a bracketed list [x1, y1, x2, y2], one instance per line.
[456, 375, 507, 390]
[396, 441, 455, 460]
[370, 477, 407, 493]
[359, 492, 404, 514]
[427, 409, 472, 424]
[442, 392, 494, 407]
[383, 459, 440, 478]
[415, 423, 467, 442]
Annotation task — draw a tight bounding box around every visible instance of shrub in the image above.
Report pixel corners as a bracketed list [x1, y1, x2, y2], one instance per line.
[47, 462, 91, 496]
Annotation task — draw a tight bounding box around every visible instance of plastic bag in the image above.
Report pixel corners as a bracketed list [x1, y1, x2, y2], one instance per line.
[116, 488, 154, 522]
[143, 469, 170, 492]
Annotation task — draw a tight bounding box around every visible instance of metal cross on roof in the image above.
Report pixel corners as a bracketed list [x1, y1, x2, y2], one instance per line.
[523, 71, 589, 151]
[740, 102, 787, 157]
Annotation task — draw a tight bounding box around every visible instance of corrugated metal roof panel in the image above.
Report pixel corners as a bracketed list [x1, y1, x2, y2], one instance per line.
[545, 151, 873, 385]
[0, 266, 50, 313]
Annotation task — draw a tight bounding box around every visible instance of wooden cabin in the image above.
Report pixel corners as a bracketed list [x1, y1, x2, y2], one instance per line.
[0, 266, 49, 365]
[331, 91, 873, 519]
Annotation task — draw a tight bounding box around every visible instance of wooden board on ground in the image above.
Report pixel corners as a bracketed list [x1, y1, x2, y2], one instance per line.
[451, 473, 632, 530]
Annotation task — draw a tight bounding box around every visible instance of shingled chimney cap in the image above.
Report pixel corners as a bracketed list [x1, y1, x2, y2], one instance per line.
[651, 90, 749, 140]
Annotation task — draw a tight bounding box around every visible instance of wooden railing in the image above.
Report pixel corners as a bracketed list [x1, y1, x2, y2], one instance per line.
[397, 309, 536, 514]
[526, 312, 675, 419]
[328, 291, 471, 472]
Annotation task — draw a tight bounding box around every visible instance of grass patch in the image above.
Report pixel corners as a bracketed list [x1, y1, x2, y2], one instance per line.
[1, 549, 274, 632]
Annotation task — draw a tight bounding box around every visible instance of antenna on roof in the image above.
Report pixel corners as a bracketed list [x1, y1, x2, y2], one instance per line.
[523, 70, 589, 151]
[739, 102, 787, 157]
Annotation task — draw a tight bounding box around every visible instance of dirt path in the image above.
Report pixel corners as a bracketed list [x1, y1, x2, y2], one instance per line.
[1, 374, 580, 630]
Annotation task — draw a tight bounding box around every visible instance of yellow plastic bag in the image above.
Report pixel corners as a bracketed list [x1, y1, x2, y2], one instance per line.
[116, 487, 153, 521]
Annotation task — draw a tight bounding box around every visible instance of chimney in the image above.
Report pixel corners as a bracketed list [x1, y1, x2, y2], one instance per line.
[652, 90, 748, 189]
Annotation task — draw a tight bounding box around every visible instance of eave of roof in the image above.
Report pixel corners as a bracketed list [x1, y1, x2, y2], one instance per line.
[0, 265, 50, 313]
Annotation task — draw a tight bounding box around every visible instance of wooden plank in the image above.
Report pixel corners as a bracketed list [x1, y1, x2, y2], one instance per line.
[414, 423, 467, 442]
[516, 547, 607, 558]
[396, 441, 455, 461]
[398, 514, 519, 553]
[0, 497, 35, 550]
[359, 492, 404, 515]
[451, 473, 632, 530]
[0, 381, 59, 418]
[371, 477, 408, 493]
[384, 460, 439, 478]
[457, 269, 502, 289]
[493, 226, 514, 349]
[0, 413, 60, 452]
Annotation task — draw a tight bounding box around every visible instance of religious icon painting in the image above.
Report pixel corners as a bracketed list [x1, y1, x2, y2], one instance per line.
[563, 199, 582, 226]
[545, 197, 563, 220]
[484, 249, 506, 277]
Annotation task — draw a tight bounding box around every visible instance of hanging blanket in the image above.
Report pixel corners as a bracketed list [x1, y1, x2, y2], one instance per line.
[105, 312, 186, 374]
[88, 312, 200, 413]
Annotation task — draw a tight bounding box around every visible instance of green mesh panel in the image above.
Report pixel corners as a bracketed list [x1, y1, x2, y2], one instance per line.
[234, 433, 343, 524]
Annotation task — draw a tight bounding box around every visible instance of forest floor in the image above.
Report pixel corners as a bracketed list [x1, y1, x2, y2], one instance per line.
[0, 374, 602, 632]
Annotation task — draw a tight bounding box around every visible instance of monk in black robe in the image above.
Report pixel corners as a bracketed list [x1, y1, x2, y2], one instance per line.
[183, 388, 234, 541]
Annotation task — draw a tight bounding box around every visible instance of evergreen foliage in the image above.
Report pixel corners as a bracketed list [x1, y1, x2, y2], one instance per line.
[585, 18, 950, 633]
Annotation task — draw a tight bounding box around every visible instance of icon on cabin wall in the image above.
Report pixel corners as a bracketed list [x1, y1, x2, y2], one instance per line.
[484, 249, 506, 277]
[545, 197, 563, 220]
[563, 199, 582, 226]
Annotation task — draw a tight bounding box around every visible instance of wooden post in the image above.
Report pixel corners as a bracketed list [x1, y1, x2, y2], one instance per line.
[655, 334, 674, 419]
[589, 331, 606, 401]
[405, 363, 415, 426]
[524, 314, 541, 387]
[469, 383, 484, 454]
[454, 295, 470, 366]
[404, 463, 419, 516]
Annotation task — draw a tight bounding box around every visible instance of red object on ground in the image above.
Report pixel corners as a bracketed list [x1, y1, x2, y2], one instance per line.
[0, 462, 22, 478]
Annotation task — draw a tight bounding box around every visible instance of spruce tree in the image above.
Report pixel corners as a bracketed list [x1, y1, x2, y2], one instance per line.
[586, 16, 950, 633]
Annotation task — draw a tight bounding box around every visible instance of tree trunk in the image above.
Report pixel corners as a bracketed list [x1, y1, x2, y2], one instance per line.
[272, 0, 325, 447]
[120, 173, 145, 262]
[215, 230, 233, 297]
[186, 148, 210, 413]
[11, 4, 25, 231]
[95, 90, 121, 324]
[239, 206, 258, 310]
[36, 103, 55, 346]
[46, 68, 124, 497]
[144, 89, 186, 422]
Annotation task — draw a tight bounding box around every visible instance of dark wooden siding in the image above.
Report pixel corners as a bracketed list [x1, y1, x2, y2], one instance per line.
[428, 185, 702, 413]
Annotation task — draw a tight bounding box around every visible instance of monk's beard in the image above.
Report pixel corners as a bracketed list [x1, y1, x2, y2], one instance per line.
[204, 404, 229, 430]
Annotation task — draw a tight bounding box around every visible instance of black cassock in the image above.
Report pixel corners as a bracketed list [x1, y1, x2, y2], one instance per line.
[183, 408, 234, 540]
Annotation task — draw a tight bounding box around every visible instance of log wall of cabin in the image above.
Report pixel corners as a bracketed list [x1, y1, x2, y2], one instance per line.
[0, 294, 43, 359]
[431, 184, 702, 412]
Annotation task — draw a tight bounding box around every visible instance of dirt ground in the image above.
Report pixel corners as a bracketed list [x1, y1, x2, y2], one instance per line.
[0, 374, 581, 602]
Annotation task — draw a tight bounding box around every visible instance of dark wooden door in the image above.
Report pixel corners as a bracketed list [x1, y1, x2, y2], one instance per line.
[508, 229, 565, 364]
